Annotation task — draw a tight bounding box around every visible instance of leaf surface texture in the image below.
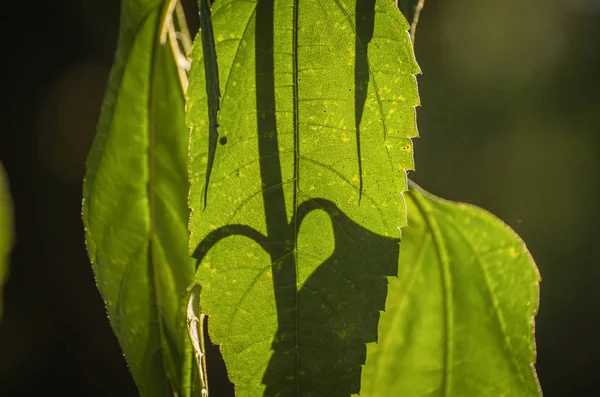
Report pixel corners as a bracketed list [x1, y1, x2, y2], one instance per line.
[359, 182, 541, 396]
[186, 0, 419, 395]
[82, 1, 196, 395]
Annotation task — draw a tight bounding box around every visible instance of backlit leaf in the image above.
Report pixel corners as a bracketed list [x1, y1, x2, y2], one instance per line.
[186, 0, 420, 395]
[359, 182, 541, 396]
[82, 1, 197, 395]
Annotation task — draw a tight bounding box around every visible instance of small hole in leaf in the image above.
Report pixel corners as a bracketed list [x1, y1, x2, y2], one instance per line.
[219, 136, 228, 145]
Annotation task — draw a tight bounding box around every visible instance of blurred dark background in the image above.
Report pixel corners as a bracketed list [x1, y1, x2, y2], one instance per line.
[0, 0, 598, 395]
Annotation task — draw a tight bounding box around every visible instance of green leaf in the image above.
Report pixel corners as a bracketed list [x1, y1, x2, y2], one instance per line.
[82, 1, 197, 395]
[0, 161, 13, 320]
[395, 0, 424, 40]
[186, 0, 419, 395]
[359, 181, 541, 396]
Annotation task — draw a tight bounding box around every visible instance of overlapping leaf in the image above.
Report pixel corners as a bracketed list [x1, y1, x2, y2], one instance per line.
[359, 182, 541, 396]
[0, 162, 13, 320]
[186, 0, 419, 395]
[82, 1, 197, 395]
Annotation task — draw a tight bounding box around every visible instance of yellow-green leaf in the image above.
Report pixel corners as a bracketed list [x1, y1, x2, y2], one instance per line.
[360, 181, 541, 396]
[82, 1, 197, 395]
[186, 0, 420, 395]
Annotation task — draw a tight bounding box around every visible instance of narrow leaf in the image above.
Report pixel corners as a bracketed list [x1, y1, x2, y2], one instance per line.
[359, 181, 541, 396]
[82, 1, 197, 395]
[187, 0, 419, 395]
[0, 161, 13, 320]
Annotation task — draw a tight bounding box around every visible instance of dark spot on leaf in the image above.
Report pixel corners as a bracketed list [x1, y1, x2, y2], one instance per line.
[219, 136, 228, 145]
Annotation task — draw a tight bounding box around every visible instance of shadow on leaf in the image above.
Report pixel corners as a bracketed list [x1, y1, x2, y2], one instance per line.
[191, 0, 399, 395]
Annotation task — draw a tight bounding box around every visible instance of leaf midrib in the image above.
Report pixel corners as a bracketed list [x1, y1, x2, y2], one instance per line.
[437, 210, 533, 392]
[291, 0, 301, 395]
[407, 184, 453, 397]
[289, 2, 397, 394]
[96, 3, 167, 382]
[147, 1, 182, 394]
